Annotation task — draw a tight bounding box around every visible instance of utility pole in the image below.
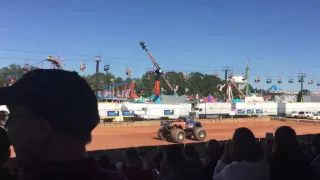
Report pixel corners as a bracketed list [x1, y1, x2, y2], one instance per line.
[245, 61, 250, 96]
[297, 71, 306, 102]
[94, 55, 103, 98]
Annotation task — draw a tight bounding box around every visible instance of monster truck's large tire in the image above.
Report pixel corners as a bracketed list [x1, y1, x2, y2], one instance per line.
[157, 127, 166, 140]
[170, 128, 186, 143]
[193, 127, 206, 141]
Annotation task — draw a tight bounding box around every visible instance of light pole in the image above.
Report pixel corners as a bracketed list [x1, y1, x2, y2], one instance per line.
[298, 72, 306, 102]
[94, 55, 103, 98]
[110, 78, 114, 98]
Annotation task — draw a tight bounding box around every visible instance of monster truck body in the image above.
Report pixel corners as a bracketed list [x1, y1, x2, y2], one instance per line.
[157, 117, 206, 143]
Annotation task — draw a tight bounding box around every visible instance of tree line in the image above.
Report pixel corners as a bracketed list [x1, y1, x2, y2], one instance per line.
[1, 64, 261, 99]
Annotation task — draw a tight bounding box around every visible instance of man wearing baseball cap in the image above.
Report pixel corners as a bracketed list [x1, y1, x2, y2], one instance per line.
[0, 69, 127, 180]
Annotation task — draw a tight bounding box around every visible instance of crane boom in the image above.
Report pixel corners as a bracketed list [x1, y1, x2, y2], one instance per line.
[139, 41, 174, 92]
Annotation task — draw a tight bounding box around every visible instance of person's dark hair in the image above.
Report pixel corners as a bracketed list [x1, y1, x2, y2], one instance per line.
[0, 69, 100, 144]
[98, 154, 110, 164]
[184, 145, 199, 160]
[152, 152, 164, 168]
[98, 154, 117, 171]
[0, 127, 10, 166]
[206, 139, 222, 158]
[125, 147, 139, 160]
[165, 145, 186, 168]
[230, 127, 261, 162]
[274, 126, 301, 155]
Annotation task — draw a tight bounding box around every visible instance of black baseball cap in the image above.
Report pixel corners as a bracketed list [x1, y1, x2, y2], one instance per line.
[0, 69, 99, 134]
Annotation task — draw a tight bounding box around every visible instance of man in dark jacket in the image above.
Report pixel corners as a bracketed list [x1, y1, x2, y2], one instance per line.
[0, 69, 127, 180]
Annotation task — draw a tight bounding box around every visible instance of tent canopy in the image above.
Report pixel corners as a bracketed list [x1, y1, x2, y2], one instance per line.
[203, 94, 217, 102]
[266, 85, 282, 91]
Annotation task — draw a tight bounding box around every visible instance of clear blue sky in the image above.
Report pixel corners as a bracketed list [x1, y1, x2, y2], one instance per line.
[0, 0, 319, 91]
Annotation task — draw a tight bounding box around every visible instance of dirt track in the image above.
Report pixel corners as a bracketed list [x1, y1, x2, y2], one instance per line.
[86, 121, 320, 151]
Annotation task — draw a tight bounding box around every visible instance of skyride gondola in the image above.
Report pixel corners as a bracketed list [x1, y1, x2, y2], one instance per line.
[254, 77, 260, 83]
[266, 77, 272, 84]
[288, 76, 294, 83]
[277, 77, 283, 84]
[261, 73, 319, 87]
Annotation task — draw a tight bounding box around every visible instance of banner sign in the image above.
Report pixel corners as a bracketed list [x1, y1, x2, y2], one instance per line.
[237, 109, 245, 114]
[255, 109, 263, 114]
[164, 110, 174, 115]
[246, 109, 254, 114]
[122, 110, 134, 117]
[107, 111, 120, 117]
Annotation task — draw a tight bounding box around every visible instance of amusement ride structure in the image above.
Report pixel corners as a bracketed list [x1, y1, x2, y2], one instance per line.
[46, 56, 64, 70]
[2, 47, 320, 104]
[101, 63, 138, 99]
[140, 41, 175, 102]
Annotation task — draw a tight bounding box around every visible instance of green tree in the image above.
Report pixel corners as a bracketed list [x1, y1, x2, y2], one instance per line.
[140, 72, 155, 96]
[83, 72, 116, 91]
[159, 71, 187, 95]
[0, 64, 269, 101]
[115, 77, 123, 83]
[0, 64, 37, 87]
[186, 72, 205, 96]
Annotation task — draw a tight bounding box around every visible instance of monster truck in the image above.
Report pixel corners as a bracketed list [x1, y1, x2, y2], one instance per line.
[157, 116, 206, 143]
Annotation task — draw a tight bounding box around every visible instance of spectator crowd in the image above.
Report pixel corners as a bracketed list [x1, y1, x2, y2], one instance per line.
[0, 69, 320, 180]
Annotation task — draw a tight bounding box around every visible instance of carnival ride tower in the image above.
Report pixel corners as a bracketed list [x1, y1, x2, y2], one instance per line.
[139, 41, 174, 102]
[226, 73, 246, 102]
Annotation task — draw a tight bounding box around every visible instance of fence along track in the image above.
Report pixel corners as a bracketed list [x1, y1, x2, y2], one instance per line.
[97, 118, 272, 128]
